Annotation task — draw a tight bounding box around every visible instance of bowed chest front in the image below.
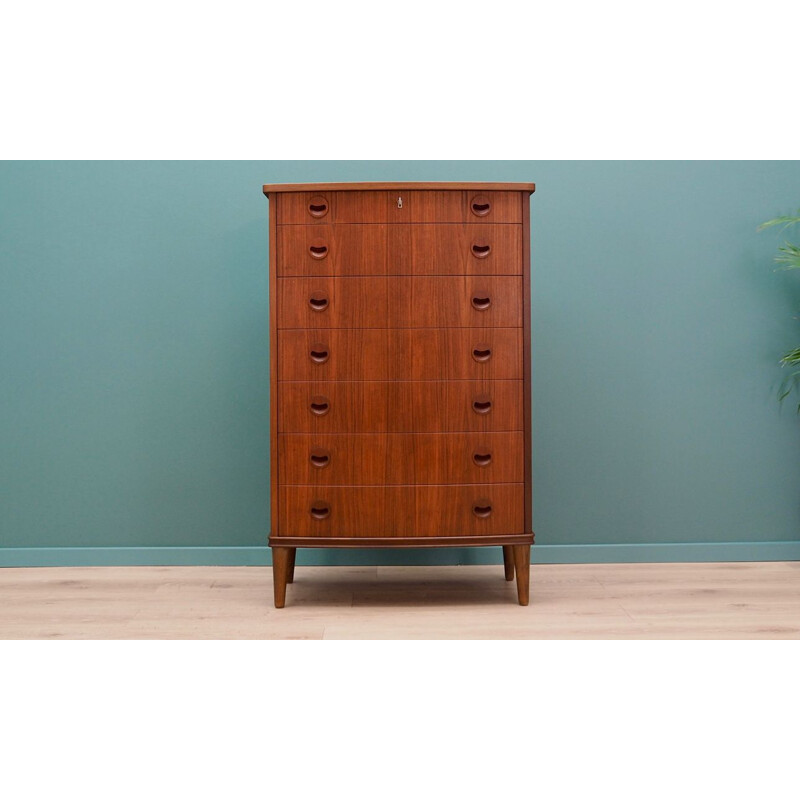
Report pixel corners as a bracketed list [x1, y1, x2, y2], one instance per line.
[262, 182, 535, 607]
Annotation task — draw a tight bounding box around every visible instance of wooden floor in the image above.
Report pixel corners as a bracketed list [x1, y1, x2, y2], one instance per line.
[1, 561, 799, 639]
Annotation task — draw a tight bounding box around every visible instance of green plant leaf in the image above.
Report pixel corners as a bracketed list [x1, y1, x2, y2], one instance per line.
[758, 212, 800, 232]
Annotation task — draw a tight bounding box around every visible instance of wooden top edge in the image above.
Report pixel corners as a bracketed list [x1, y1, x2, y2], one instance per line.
[262, 181, 536, 195]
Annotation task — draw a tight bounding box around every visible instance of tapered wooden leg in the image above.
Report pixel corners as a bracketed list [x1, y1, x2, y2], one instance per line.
[287, 548, 296, 584]
[502, 546, 515, 581]
[272, 547, 291, 608]
[512, 545, 531, 606]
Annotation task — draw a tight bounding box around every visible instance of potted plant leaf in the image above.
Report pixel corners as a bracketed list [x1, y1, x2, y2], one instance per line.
[760, 210, 800, 409]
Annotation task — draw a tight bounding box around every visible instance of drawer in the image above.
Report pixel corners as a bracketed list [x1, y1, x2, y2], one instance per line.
[278, 191, 388, 224]
[278, 329, 388, 381]
[387, 191, 522, 223]
[388, 328, 522, 380]
[279, 484, 524, 537]
[277, 190, 523, 225]
[279, 432, 524, 485]
[277, 224, 388, 277]
[277, 277, 521, 329]
[387, 224, 522, 275]
[278, 380, 523, 433]
[278, 328, 521, 381]
[277, 277, 388, 329]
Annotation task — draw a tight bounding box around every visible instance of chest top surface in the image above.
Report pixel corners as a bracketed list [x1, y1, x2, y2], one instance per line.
[262, 181, 535, 194]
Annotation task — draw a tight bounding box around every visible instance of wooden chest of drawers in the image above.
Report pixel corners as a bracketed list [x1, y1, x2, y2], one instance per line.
[262, 182, 535, 606]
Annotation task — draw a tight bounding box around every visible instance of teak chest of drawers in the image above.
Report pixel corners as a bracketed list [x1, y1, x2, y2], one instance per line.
[262, 182, 535, 606]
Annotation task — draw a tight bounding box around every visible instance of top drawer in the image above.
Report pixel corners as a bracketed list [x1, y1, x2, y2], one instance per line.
[277, 191, 523, 224]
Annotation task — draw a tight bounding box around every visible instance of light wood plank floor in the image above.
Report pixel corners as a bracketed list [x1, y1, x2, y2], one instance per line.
[1, 562, 799, 639]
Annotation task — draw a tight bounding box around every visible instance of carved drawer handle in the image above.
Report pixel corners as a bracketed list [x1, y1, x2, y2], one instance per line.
[309, 343, 329, 364]
[308, 195, 329, 218]
[472, 450, 493, 467]
[472, 395, 492, 415]
[471, 241, 491, 258]
[472, 500, 493, 519]
[471, 294, 491, 311]
[472, 345, 492, 363]
[309, 448, 331, 468]
[471, 195, 491, 217]
[309, 243, 329, 259]
[309, 396, 330, 416]
[309, 291, 329, 311]
[310, 502, 330, 520]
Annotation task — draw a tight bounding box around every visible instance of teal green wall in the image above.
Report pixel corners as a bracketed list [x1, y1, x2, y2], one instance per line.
[2, 161, 800, 566]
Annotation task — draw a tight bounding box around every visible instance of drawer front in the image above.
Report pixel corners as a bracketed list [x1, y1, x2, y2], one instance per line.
[278, 381, 522, 433]
[388, 328, 522, 380]
[388, 224, 522, 275]
[277, 224, 388, 277]
[278, 329, 388, 381]
[279, 432, 524, 485]
[279, 484, 524, 537]
[277, 277, 387, 329]
[388, 276, 522, 328]
[279, 328, 521, 381]
[387, 191, 522, 223]
[278, 191, 388, 224]
[278, 277, 521, 329]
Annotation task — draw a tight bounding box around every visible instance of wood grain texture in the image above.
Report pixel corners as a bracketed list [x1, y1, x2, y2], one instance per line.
[278, 381, 388, 433]
[279, 484, 524, 538]
[268, 193, 279, 536]
[278, 276, 521, 329]
[386, 224, 522, 275]
[388, 328, 522, 380]
[278, 191, 389, 224]
[278, 329, 389, 381]
[277, 224, 388, 276]
[388, 276, 522, 328]
[263, 182, 536, 194]
[5, 562, 800, 639]
[278, 432, 524, 485]
[277, 277, 388, 329]
[387, 191, 523, 223]
[278, 380, 522, 433]
[522, 193, 533, 541]
[278, 328, 521, 381]
[272, 547, 291, 607]
[502, 546, 515, 581]
[387, 380, 523, 433]
[268, 535, 534, 548]
[513, 545, 531, 606]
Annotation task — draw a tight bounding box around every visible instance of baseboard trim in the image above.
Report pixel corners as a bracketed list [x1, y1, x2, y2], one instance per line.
[1, 542, 799, 567]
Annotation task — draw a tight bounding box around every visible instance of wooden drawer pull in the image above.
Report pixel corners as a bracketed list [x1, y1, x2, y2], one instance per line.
[471, 294, 492, 311]
[309, 291, 329, 311]
[309, 396, 330, 416]
[472, 395, 492, 415]
[308, 195, 329, 218]
[309, 448, 331, 468]
[472, 450, 493, 467]
[472, 344, 492, 363]
[472, 500, 493, 518]
[471, 195, 491, 217]
[310, 502, 330, 520]
[471, 241, 491, 258]
[309, 242, 329, 259]
[309, 343, 329, 363]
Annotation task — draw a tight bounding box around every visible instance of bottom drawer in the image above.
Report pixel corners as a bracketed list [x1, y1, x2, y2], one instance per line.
[278, 485, 523, 537]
